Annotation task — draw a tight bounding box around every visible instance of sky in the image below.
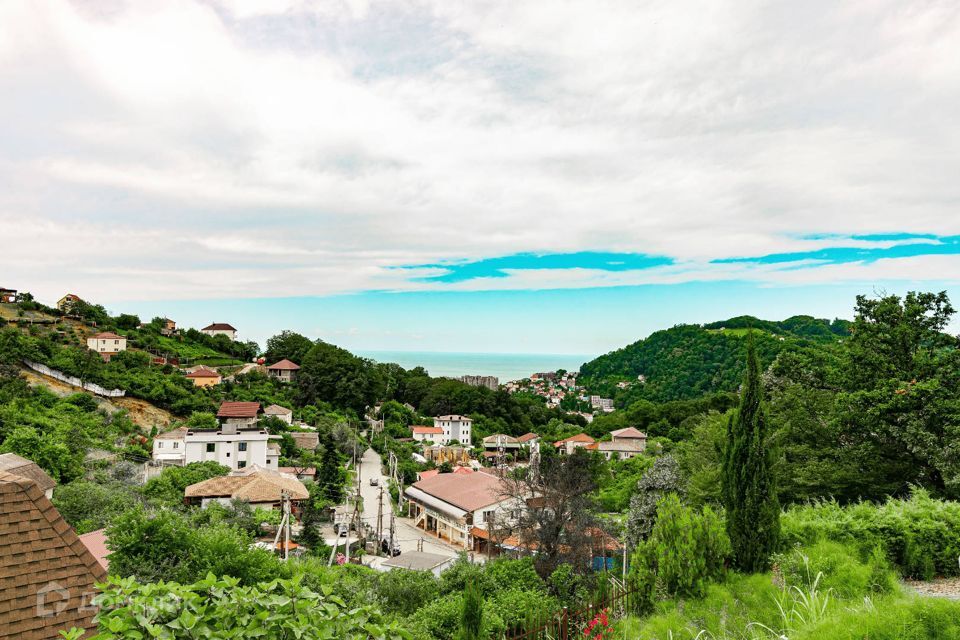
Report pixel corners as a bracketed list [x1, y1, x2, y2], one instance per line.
[1, 0, 959, 355]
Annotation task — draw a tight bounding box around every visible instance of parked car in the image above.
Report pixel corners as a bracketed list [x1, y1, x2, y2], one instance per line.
[380, 537, 401, 556]
[369, 477, 379, 487]
[337, 523, 349, 537]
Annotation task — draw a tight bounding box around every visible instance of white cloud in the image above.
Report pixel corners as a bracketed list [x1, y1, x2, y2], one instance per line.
[1, 0, 959, 304]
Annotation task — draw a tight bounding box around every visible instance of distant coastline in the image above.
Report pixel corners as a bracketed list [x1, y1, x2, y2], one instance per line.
[355, 350, 595, 382]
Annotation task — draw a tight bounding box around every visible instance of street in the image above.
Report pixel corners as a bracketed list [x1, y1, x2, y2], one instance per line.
[357, 447, 464, 559]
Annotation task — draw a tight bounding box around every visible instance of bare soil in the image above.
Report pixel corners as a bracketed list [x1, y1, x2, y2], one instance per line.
[905, 578, 960, 600]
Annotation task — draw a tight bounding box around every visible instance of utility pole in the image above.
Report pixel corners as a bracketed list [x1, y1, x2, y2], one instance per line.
[376, 486, 384, 553]
[389, 512, 396, 556]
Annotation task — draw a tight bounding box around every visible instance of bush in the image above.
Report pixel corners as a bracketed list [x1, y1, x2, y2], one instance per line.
[406, 592, 505, 640]
[489, 588, 560, 630]
[791, 596, 960, 640]
[781, 490, 960, 579]
[629, 494, 730, 610]
[376, 568, 440, 617]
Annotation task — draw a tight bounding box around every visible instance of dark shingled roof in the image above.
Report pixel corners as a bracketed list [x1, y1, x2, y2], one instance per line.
[266, 359, 300, 371]
[0, 470, 107, 639]
[202, 323, 237, 331]
[0, 453, 56, 493]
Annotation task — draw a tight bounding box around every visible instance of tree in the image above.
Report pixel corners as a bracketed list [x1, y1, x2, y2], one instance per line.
[316, 435, 345, 503]
[500, 448, 604, 578]
[459, 580, 485, 640]
[721, 335, 780, 572]
[297, 341, 378, 414]
[264, 330, 314, 365]
[626, 454, 684, 547]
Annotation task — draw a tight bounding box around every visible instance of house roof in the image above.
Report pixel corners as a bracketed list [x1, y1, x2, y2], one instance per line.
[435, 414, 471, 421]
[586, 440, 645, 452]
[277, 467, 316, 477]
[264, 404, 293, 415]
[554, 433, 595, 446]
[482, 434, 519, 444]
[89, 331, 124, 340]
[0, 453, 56, 493]
[517, 432, 540, 442]
[411, 471, 508, 512]
[0, 470, 107, 638]
[418, 469, 439, 481]
[267, 359, 300, 371]
[610, 427, 647, 439]
[217, 401, 262, 418]
[78, 529, 110, 570]
[412, 426, 444, 434]
[202, 323, 237, 331]
[184, 471, 309, 502]
[185, 366, 221, 379]
[155, 426, 188, 440]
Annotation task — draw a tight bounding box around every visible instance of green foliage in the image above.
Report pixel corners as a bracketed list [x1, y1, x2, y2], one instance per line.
[629, 494, 730, 610]
[263, 330, 314, 365]
[722, 337, 779, 572]
[459, 581, 484, 640]
[65, 574, 408, 640]
[791, 597, 960, 640]
[141, 461, 230, 509]
[105, 507, 285, 585]
[53, 480, 143, 534]
[375, 569, 440, 617]
[626, 454, 683, 545]
[780, 489, 960, 579]
[407, 592, 505, 640]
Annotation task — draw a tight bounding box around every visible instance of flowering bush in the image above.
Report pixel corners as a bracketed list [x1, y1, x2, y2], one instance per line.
[583, 608, 613, 640]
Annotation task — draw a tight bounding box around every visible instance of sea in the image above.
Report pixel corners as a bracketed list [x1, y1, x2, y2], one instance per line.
[354, 350, 595, 383]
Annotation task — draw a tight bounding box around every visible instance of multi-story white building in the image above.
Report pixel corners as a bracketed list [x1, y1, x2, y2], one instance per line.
[434, 415, 472, 446]
[86, 332, 127, 359]
[200, 323, 237, 340]
[151, 402, 280, 471]
[590, 396, 615, 412]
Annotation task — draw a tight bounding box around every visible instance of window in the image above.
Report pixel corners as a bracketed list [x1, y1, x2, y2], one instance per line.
[114, 340, 119, 345]
[238, 461, 247, 469]
[206, 443, 215, 453]
[173, 442, 179, 449]
[226, 452, 230, 457]
[238, 442, 247, 452]
[157, 441, 163, 448]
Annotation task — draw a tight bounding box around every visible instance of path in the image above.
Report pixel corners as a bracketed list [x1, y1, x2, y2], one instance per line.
[905, 578, 960, 600]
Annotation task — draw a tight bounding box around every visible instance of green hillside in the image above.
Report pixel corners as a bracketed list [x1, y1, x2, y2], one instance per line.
[579, 315, 850, 403]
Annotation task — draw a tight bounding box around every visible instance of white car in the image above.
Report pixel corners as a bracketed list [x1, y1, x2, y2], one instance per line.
[369, 477, 379, 487]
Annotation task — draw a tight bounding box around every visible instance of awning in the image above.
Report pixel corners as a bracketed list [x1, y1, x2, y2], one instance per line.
[405, 487, 468, 520]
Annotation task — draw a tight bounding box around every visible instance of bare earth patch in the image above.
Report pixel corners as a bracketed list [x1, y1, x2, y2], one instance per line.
[904, 578, 960, 600]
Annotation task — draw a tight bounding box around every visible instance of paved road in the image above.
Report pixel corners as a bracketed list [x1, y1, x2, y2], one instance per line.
[354, 448, 464, 561]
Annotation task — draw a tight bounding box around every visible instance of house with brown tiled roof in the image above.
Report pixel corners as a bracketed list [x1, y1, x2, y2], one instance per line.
[266, 359, 300, 383]
[201, 323, 237, 340]
[411, 425, 444, 443]
[86, 331, 126, 360]
[0, 470, 107, 638]
[217, 401, 262, 429]
[184, 467, 309, 511]
[0, 453, 56, 499]
[554, 433, 595, 455]
[185, 366, 222, 387]
[405, 470, 519, 549]
[264, 404, 293, 425]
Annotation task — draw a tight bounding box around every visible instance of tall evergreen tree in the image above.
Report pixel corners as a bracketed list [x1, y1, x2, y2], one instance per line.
[721, 334, 780, 572]
[316, 436, 344, 504]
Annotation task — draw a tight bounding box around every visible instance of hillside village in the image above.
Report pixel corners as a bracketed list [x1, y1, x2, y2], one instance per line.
[1, 287, 960, 639]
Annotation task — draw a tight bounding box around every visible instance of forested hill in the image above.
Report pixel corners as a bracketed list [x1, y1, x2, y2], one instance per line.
[579, 315, 850, 403]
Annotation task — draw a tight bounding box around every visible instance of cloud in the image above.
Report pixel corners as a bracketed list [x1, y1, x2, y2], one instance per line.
[1, 0, 959, 304]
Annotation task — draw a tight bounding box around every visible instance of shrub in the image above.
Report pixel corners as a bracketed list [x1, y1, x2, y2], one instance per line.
[376, 568, 440, 617]
[483, 557, 545, 594]
[791, 596, 960, 640]
[407, 593, 505, 640]
[489, 588, 560, 630]
[629, 494, 731, 610]
[781, 489, 960, 579]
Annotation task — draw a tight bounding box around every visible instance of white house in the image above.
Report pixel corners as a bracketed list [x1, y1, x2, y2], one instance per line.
[433, 415, 472, 446]
[411, 425, 445, 443]
[201, 323, 237, 340]
[264, 404, 293, 425]
[405, 470, 520, 549]
[590, 396, 614, 412]
[553, 433, 595, 455]
[585, 427, 647, 461]
[152, 402, 280, 471]
[517, 432, 541, 452]
[184, 467, 309, 510]
[86, 332, 126, 359]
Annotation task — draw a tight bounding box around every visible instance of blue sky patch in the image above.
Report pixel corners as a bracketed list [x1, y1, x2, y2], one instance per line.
[716, 234, 959, 267]
[406, 251, 674, 283]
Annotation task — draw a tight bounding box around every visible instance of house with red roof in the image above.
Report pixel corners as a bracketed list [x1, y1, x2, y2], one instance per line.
[86, 331, 126, 359]
[185, 365, 222, 387]
[411, 425, 445, 443]
[266, 359, 300, 383]
[554, 433, 596, 455]
[405, 470, 519, 549]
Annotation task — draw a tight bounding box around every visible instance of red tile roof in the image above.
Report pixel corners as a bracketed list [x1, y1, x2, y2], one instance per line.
[0, 470, 107, 638]
[517, 432, 540, 442]
[90, 331, 124, 340]
[202, 323, 237, 331]
[412, 426, 444, 434]
[267, 359, 300, 371]
[185, 366, 221, 378]
[216, 401, 262, 418]
[554, 433, 595, 446]
[411, 471, 508, 512]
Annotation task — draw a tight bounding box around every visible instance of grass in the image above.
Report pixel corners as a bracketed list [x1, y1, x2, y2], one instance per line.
[616, 541, 960, 640]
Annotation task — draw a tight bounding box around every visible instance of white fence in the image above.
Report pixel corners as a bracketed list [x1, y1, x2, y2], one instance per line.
[23, 360, 126, 397]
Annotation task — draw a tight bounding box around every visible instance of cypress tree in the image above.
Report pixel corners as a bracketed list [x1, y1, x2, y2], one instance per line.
[316, 436, 344, 504]
[721, 335, 780, 572]
[459, 580, 484, 640]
